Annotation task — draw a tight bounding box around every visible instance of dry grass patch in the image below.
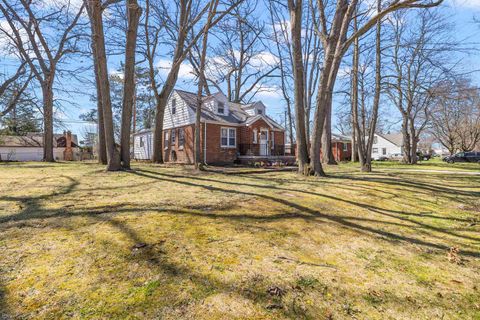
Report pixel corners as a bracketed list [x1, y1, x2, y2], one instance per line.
[0, 161, 479, 319]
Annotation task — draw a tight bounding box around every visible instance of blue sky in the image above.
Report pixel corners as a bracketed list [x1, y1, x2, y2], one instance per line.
[1, 0, 480, 142]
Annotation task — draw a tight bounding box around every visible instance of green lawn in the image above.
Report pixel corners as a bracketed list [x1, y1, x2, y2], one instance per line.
[0, 161, 479, 319]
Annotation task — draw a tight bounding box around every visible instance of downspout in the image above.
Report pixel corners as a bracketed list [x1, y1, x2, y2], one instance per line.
[203, 121, 208, 165]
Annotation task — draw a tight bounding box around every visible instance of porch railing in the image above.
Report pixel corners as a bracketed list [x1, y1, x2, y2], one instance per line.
[238, 144, 285, 156]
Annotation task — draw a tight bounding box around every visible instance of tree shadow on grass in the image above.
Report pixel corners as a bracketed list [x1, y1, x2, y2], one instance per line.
[1, 167, 479, 317]
[127, 169, 480, 257]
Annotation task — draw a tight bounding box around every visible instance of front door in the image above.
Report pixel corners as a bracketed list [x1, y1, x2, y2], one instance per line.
[259, 129, 269, 156]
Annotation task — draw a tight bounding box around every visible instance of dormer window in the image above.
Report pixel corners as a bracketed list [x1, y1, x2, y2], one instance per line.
[217, 102, 225, 114]
[257, 109, 263, 115]
[172, 99, 176, 114]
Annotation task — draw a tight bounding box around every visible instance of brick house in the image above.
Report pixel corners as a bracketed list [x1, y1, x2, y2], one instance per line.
[132, 89, 290, 165]
[331, 133, 352, 162]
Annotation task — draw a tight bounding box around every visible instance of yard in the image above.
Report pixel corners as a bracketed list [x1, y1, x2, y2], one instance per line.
[0, 160, 479, 319]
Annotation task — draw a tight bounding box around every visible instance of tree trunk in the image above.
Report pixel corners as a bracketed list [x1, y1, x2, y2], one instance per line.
[152, 39, 188, 163]
[362, 0, 382, 173]
[120, 0, 142, 170]
[409, 121, 418, 164]
[288, 0, 309, 174]
[152, 97, 167, 163]
[90, 0, 121, 171]
[88, 8, 107, 165]
[194, 1, 216, 170]
[351, 25, 359, 163]
[93, 56, 107, 164]
[42, 76, 54, 162]
[401, 116, 411, 164]
[321, 108, 336, 164]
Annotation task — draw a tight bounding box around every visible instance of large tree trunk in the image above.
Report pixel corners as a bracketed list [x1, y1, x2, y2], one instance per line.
[401, 116, 411, 164]
[288, 0, 309, 174]
[90, 0, 121, 171]
[321, 111, 336, 164]
[93, 56, 107, 164]
[120, 0, 141, 170]
[42, 76, 54, 162]
[88, 9, 107, 164]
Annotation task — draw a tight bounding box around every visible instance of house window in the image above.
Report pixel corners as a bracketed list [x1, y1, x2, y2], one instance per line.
[373, 136, 378, 144]
[253, 129, 257, 143]
[171, 99, 176, 114]
[178, 128, 185, 147]
[221, 127, 236, 147]
[271, 131, 275, 148]
[382, 148, 387, 155]
[373, 148, 378, 153]
[343, 143, 348, 151]
[164, 131, 169, 147]
[139, 136, 144, 147]
[257, 109, 263, 115]
[171, 129, 176, 144]
[217, 102, 225, 114]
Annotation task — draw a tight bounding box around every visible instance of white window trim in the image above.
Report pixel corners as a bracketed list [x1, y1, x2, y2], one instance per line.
[271, 131, 274, 149]
[221, 127, 236, 148]
[343, 143, 348, 151]
[253, 129, 257, 144]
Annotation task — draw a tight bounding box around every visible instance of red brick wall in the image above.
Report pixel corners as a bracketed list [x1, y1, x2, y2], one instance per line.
[162, 121, 287, 164]
[204, 123, 238, 164]
[163, 124, 196, 163]
[331, 142, 352, 161]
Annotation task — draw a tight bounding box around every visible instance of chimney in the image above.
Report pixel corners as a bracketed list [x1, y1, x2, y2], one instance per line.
[63, 130, 74, 161]
[66, 131, 72, 148]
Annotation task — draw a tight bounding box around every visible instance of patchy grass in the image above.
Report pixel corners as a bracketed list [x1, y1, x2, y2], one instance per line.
[0, 161, 479, 319]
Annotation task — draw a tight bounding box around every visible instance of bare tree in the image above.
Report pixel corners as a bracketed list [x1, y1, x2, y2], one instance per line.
[120, 0, 142, 170]
[268, 4, 295, 146]
[430, 79, 480, 153]
[142, 0, 243, 163]
[194, 1, 220, 170]
[85, 0, 121, 171]
[0, 62, 33, 118]
[288, 0, 311, 175]
[305, 0, 442, 176]
[352, 0, 382, 172]
[206, 0, 278, 103]
[0, 0, 85, 162]
[384, 9, 451, 164]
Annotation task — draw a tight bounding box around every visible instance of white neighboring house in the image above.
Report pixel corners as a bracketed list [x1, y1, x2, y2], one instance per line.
[370, 133, 403, 160]
[0, 132, 80, 161]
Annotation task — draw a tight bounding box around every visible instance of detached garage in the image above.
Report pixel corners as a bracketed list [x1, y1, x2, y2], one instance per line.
[0, 132, 81, 161]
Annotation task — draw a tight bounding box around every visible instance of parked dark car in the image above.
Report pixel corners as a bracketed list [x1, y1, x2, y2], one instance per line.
[416, 152, 431, 161]
[444, 152, 480, 163]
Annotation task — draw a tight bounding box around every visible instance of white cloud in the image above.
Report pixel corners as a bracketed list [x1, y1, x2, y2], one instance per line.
[156, 59, 195, 80]
[253, 84, 283, 100]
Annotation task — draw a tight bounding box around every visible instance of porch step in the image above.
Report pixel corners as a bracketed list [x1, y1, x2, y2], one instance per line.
[236, 155, 296, 166]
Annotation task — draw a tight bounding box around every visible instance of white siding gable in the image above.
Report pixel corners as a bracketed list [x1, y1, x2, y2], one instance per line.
[205, 92, 229, 115]
[370, 134, 402, 158]
[133, 131, 154, 160]
[163, 91, 195, 130]
[243, 102, 266, 116]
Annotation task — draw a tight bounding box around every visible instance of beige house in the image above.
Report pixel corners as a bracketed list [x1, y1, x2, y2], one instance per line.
[0, 131, 80, 161]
